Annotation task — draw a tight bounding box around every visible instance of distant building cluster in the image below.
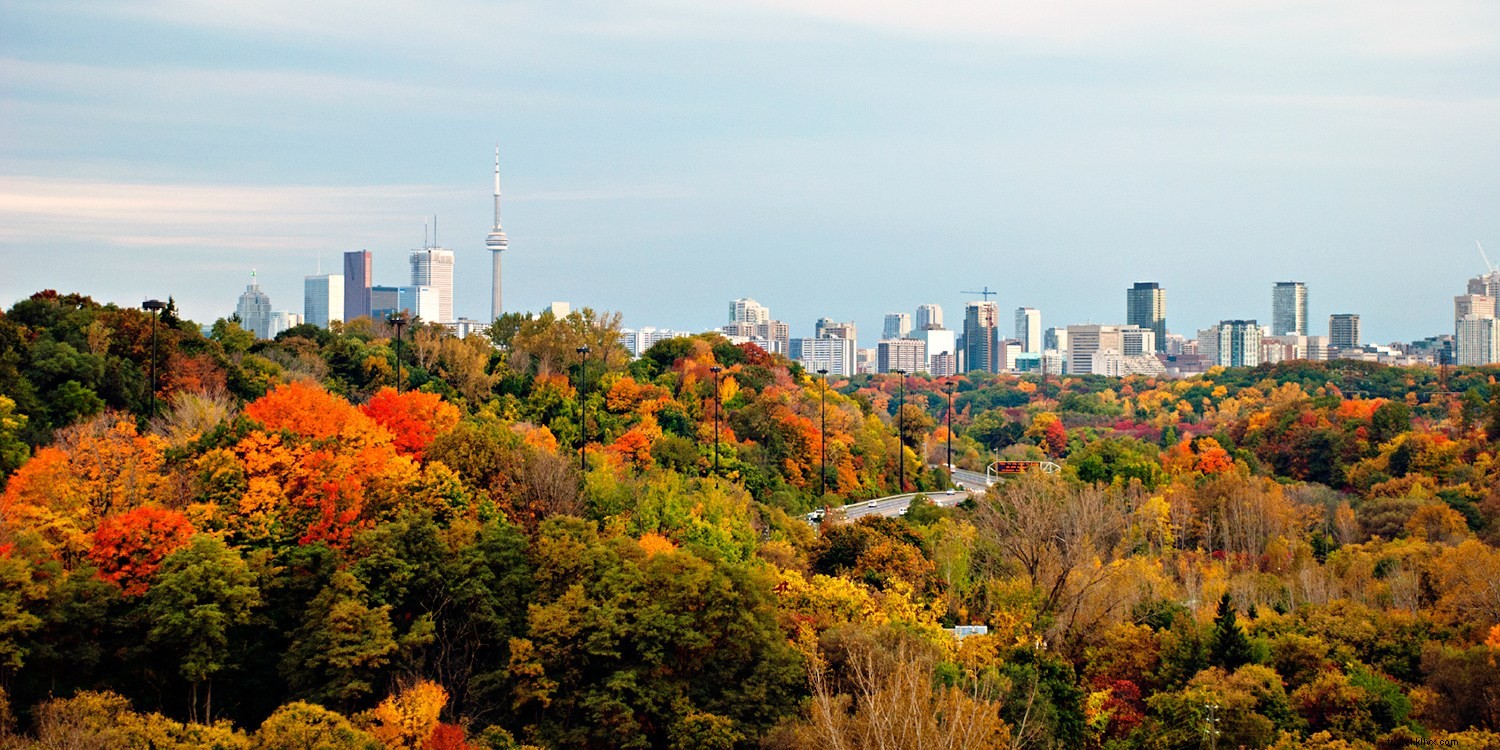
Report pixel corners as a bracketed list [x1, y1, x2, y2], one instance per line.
[222, 153, 1472, 372]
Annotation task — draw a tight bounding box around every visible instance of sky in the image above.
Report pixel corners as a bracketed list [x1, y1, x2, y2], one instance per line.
[3, 0, 1499, 347]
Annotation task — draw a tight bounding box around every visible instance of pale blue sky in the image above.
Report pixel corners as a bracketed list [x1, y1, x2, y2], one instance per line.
[3, 0, 1498, 345]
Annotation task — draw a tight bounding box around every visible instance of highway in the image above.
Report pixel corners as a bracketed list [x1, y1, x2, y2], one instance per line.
[805, 466, 990, 524]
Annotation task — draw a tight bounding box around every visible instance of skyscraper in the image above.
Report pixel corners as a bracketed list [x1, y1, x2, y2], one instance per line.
[236, 271, 273, 340]
[963, 301, 999, 373]
[411, 246, 455, 324]
[485, 146, 509, 323]
[1457, 316, 1500, 365]
[815, 317, 857, 342]
[1329, 314, 1360, 350]
[877, 338, 927, 374]
[1272, 282, 1308, 336]
[342, 250, 372, 321]
[1126, 282, 1167, 352]
[915, 304, 943, 331]
[304, 274, 344, 329]
[1014, 307, 1041, 354]
[883, 312, 912, 340]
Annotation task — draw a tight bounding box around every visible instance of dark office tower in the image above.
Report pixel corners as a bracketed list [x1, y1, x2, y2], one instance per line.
[1272, 281, 1308, 336]
[1329, 314, 1360, 350]
[1126, 282, 1167, 352]
[963, 301, 999, 373]
[343, 250, 372, 321]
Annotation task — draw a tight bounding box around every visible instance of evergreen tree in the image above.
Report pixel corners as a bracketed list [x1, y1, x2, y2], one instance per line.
[1210, 592, 1253, 671]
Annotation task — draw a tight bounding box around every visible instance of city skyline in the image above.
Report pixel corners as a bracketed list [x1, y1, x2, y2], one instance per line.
[3, 1, 1498, 343]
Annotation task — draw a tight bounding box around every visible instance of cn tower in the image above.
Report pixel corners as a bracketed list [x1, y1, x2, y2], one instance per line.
[485, 146, 509, 323]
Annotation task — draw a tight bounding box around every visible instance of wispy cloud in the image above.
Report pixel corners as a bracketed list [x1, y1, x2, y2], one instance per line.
[739, 0, 1500, 57]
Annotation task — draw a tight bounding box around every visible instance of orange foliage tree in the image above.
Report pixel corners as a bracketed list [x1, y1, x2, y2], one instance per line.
[88, 507, 194, 596]
[359, 388, 461, 460]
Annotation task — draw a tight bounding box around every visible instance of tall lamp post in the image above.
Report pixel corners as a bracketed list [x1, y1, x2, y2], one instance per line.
[946, 380, 955, 475]
[894, 369, 907, 493]
[389, 313, 408, 393]
[577, 345, 590, 473]
[710, 365, 722, 477]
[817, 368, 828, 499]
[142, 299, 165, 416]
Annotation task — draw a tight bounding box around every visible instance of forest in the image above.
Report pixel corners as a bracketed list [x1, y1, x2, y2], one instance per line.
[0, 289, 1498, 749]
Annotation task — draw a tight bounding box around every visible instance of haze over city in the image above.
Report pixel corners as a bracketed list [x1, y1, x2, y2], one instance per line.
[3, 0, 1500, 343]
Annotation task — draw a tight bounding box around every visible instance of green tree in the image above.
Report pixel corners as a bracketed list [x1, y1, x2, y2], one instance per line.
[254, 701, 381, 750]
[144, 535, 261, 723]
[1210, 593, 1253, 671]
[280, 570, 398, 710]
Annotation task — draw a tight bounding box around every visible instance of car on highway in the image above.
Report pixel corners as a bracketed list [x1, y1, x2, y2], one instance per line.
[946, 488, 955, 495]
[867, 500, 878, 508]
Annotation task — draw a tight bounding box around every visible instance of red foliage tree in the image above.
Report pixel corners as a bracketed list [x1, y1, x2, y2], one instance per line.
[359, 388, 461, 460]
[423, 723, 476, 750]
[88, 507, 194, 596]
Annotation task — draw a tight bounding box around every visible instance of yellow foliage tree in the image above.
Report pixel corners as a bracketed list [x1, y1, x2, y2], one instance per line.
[366, 680, 447, 750]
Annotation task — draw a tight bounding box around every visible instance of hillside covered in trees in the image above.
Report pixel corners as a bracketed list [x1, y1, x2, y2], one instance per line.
[1, 290, 1499, 749]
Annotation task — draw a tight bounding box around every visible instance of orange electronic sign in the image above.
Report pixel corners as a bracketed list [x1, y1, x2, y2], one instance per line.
[994, 461, 1031, 474]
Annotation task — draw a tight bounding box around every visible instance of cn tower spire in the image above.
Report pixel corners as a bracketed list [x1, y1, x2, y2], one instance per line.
[485, 145, 509, 324]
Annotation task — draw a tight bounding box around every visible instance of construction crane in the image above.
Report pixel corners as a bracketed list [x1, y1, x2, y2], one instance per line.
[1479, 240, 1495, 273]
[962, 286, 998, 301]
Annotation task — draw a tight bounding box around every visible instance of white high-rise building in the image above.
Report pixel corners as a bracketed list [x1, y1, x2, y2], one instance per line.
[304, 274, 344, 329]
[883, 312, 912, 340]
[1065, 324, 1122, 375]
[792, 337, 857, 376]
[915, 304, 943, 331]
[730, 298, 771, 325]
[1015, 308, 1041, 354]
[410, 247, 456, 324]
[235, 271, 273, 340]
[1272, 282, 1308, 336]
[1456, 315, 1500, 365]
[485, 146, 510, 323]
[1120, 325, 1156, 356]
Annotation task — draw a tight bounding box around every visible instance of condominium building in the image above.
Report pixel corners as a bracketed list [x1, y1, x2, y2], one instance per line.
[883, 312, 912, 340]
[1120, 325, 1156, 356]
[1212, 320, 1262, 368]
[815, 317, 858, 342]
[1456, 315, 1500, 366]
[1272, 282, 1308, 336]
[1125, 282, 1167, 351]
[1455, 294, 1495, 321]
[791, 336, 858, 376]
[1329, 314, 1360, 350]
[730, 298, 771, 325]
[1066, 324, 1153, 375]
[877, 338, 927, 374]
[963, 301, 999, 373]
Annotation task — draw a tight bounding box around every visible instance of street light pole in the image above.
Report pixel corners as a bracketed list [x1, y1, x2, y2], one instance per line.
[710, 365, 722, 477]
[576, 345, 590, 474]
[142, 299, 165, 417]
[895, 369, 907, 493]
[946, 380, 955, 474]
[389, 313, 407, 393]
[817, 368, 828, 499]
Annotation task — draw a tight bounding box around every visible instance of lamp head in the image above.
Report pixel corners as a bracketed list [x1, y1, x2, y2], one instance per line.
[142, 299, 165, 312]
